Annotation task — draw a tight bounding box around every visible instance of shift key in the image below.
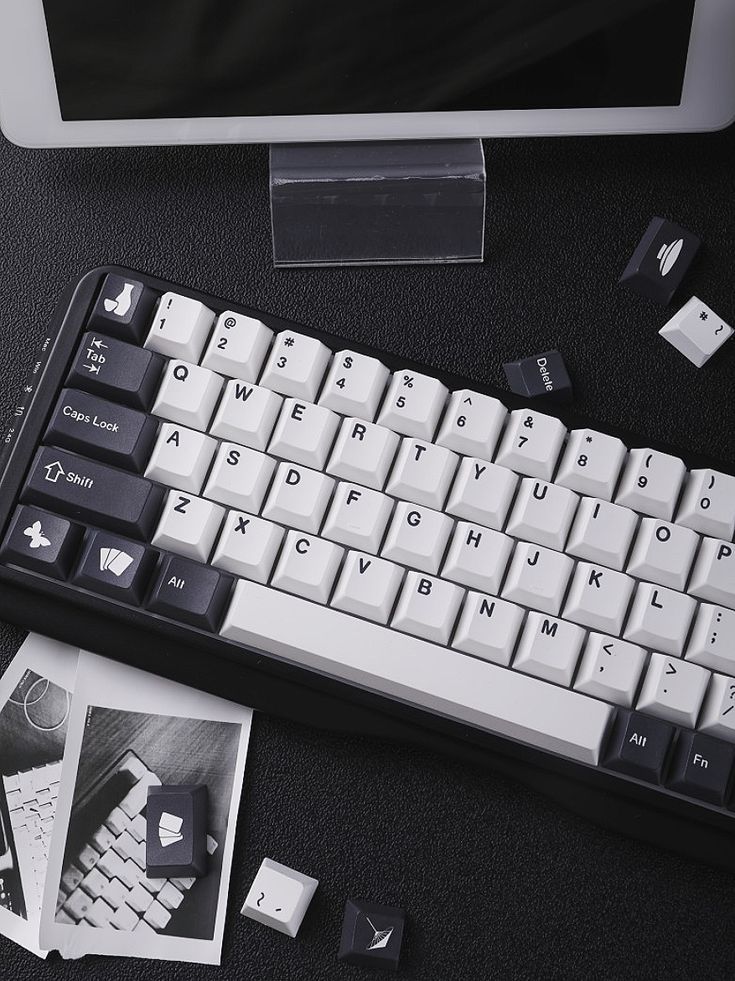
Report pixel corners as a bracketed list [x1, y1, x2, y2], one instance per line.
[22, 447, 164, 539]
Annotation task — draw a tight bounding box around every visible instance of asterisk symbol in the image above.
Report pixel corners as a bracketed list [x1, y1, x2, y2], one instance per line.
[700, 311, 709, 321]
[585, 436, 593, 443]
[283, 337, 295, 347]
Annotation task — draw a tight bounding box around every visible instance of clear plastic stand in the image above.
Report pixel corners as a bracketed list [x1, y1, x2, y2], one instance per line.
[270, 139, 486, 268]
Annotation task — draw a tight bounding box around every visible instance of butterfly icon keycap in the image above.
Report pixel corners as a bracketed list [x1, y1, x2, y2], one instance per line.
[0, 505, 81, 577]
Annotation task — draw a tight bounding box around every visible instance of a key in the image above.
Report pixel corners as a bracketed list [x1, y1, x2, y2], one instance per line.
[494, 409, 566, 481]
[268, 398, 340, 469]
[381, 501, 453, 575]
[698, 673, 735, 743]
[624, 581, 696, 657]
[271, 531, 343, 604]
[441, 522, 513, 594]
[144, 292, 215, 361]
[636, 652, 710, 727]
[322, 482, 393, 553]
[318, 350, 389, 419]
[513, 612, 584, 686]
[331, 551, 405, 624]
[209, 379, 282, 451]
[385, 438, 458, 509]
[685, 604, 735, 676]
[147, 555, 232, 630]
[200, 310, 273, 380]
[626, 518, 698, 591]
[146, 784, 208, 878]
[377, 369, 447, 440]
[67, 333, 163, 410]
[152, 491, 224, 562]
[73, 530, 156, 604]
[211, 511, 284, 584]
[152, 360, 222, 431]
[203, 442, 276, 513]
[689, 537, 735, 609]
[435, 389, 506, 459]
[615, 447, 686, 520]
[501, 542, 573, 616]
[556, 429, 627, 500]
[145, 423, 217, 494]
[0, 505, 81, 579]
[573, 634, 647, 708]
[676, 468, 735, 540]
[618, 216, 701, 305]
[452, 592, 524, 666]
[563, 562, 635, 636]
[659, 296, 733, 368]
[262, 462, 334, 535]
[566, 497, 638, 571]
[259, 330, 331, 401]
[391, 571, 464, 645]
[445, 457, 518, 531]
[605, 711, 674, 783]
[668, 732, 735, 805]
[88, 275, 157, 343]
[327, 418, 400, 490]
[505, 478, 578, 551]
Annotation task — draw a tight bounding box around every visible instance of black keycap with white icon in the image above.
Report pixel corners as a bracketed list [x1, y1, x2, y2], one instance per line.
[0, 505, 81, 579]
[145, 784, 208, 878]
[619, 216, 701, 305]
[67, 333, 163, 410]
[503, 349, 573, 404]
[147, 555, 232, 630]
[606, 711, 675, 783]
[87, 274, 157, 342]
[668, 732, 735, 806]
[338, 898, 406, 972]
[72, 530, 156, 604]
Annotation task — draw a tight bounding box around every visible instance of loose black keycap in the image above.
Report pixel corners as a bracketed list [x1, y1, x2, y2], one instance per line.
[147, 555, 232, 630]
[338, 898, 406, 973]
[619, 216, 701, 306]
[72, 530, 157, 604]
[0, 505, 81, 579]
[87, 274, 157, 342]
[67, 332, 163, 410]
[146, 784, 208, 878]
[667, 731, 735, 806]
[503, 349, 573, 404]
[606, 711, 675, 783]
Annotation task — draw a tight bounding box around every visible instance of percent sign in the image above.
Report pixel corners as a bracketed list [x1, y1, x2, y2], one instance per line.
[402, 375, 414, 388]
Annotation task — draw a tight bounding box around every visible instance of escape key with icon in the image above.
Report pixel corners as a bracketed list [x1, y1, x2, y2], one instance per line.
[619, 216, 701, 306]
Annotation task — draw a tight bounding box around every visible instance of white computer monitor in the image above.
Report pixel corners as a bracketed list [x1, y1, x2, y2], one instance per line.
[0, 0, 733, 148]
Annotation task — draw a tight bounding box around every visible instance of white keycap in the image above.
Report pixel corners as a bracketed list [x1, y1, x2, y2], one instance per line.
[435, 389, 506, 459]
[118, 770, 160, 817]
[259, 330, 331, 401]
[326, 418, 399, 490]
[133, 919, 158, 936]
[145, 423, 216, 494]
[209, 379, 282, 451]
[126, 883, 154, 915]
[91, 825, 116, 854]
[269, 398, 339, 469]
[573, 634, 647, 708]
[318, 350, 388, 419]
[563, 562, 635, 636]
[501, 542, 574, 616]
[494, 409, 566, 481]
[698, 673, 735, 742]
[445, 457, 518, 531]
[111, 901, 139, 931]
[377, 370, 447, 440]
[241, 857, 318, 938]
[201, 310, 272, 379]
[636, 652, 710, 727]
[153, 360, 222, 431]
[331, 551, 404, 624]
[626, 518, 699, 591]
[392, 572, 464, 644]
[63, 887, 93, 921]
[203, 442, 276, 513]
[505, 478, 578, 551]
[677, 468, 735, 540]
[452, 593, 525, 666]
[262, 463, 334, 534]
[80, 867, 109, 900]
[686, 604, 735, 676]
[157, 881, 185, 911]
[381, 501, 453, 575]
[556, 429, 627, 500]
[689, 537, 735, 609]
[105, 806, 130, 836]
[211, 511, 283, 584]
[513, 611, 585, 686]
[623, 581, 696, 657]
[442, 522, 513, 594]
[386, 438, 458, 509]
[104, 876, 131, 909]
[152, 491, 225, 562]
[271, 531, 343, 604]
[143, 900, 171, 931]
[86, 897, 116, 927]
[145, 292, 215, 362]
[322, 482, 393, 552]
[566, 497, 638, 571]
[659, 296, 733, 368]
[615, 447, 686, 520]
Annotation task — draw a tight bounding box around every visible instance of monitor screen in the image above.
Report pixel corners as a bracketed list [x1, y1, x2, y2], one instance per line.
[43, 0, 697, 122]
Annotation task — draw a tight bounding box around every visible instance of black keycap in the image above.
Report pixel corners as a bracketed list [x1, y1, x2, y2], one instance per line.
[67, 332, 163, 410]
[87, 274, 157, 343]
[45, 389, 158, 471]
[338, 898, 406, 973]
[21, 447, 164, 540]
[146, 784, 208, 878]
[503, 350, 573, 404]
[668, 731, 735, 806]
[147, 555, 232, 630]
[0, 505, 81, 579]
[605, 711, 675, 783]
[619, 216, 701, 306]
[72, 530, 157, 604]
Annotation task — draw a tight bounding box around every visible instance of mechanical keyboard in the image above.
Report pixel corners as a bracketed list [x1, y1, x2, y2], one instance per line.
[2, 266, 735, 871]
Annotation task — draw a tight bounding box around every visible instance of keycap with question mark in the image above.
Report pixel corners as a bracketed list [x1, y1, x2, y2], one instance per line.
[241, 858, 318, 937]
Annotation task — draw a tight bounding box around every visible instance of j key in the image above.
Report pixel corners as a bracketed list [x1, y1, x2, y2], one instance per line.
[22, 447, 165, 540]
[46, 389, 158, 471]
[147, 555, 232, 630]
[0, 505, 81, 579]
[606, 711, 675, 783]
[668, 732, 735, 806]
[87, 274, 157, 342]
[72, 530, 157, 604]
[67, 333, 163, 410]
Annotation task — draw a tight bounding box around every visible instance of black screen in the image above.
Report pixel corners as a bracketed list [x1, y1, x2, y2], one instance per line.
[43, 0, 696, 121]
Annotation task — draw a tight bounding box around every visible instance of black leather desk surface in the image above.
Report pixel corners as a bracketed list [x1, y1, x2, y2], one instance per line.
[1, 124, 735, 981]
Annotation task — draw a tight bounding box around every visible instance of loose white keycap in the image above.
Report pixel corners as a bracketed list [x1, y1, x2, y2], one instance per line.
[494, 409, 566, 481]
[442, 522, 513, 594]
[262, 463, 334, 534]
[698, 672, 735, 742]
[435, 389, 506, 459]
[271, 531, 343, 604]
[566, 497, 638, 571]
[318, 350, 388, 419]
[212, 511, 284, 584]
[153, 360, 222, 431]
[143, 900, 171, 931]
[574, 634, 647, 708]
[501, 542, 573, 616]
[636, 653, 710, 727]
[381, 501, 453, 575]
[203, 443, 276, 513]
[659, 296, 733, 368]
[505, 478, 578, 551]
[626, 518, 698, 591]
[86, 897, 116, 927]
[513, 612, 585, 686]
[331, 551, 404, 624]
[327, 418, 399, 490]
[563, 562, 635, 636]
[152, 491, 224, 562]
[63, 888, 93, 921]
[322, 482, 393, 553]
[689, 537, 735, 609]
[241, 858, 318, 938]
[209, 380, 282, 451]
[377, 370, 447, 440]
[145, 292, 215, 362]
[686, 604, 735, 676]
[452, 592, 525, 666]
[145, 423, 216, 494]
[157, 881, 185, 911]
[260, 330, 331, 401]
[392, 571, 464, 645]
[126, 884, 154, 915]
[556, 429, 627, 500]
[110, 902, 139, 931]
[445, 457, 518, 531]
[624, 581, 696, 657]
[677, 468, 735, 540]
[269, 398, 340, 469]
[386, 438, 458, 509]
[201, 310, 272, 379]
[615, 447, 686, 520]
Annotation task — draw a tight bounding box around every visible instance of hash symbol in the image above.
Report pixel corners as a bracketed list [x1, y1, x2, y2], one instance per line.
[700, 312, 709, 321]
[284, 337, 295, 347]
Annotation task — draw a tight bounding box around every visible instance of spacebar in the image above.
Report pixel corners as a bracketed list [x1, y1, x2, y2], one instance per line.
[221, 582, 614, 765]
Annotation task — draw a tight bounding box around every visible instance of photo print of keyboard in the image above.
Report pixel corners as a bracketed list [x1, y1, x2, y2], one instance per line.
[1, 266, 735, 871]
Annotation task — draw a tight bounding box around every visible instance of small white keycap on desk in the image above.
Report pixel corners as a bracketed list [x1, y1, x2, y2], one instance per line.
[573, 634, 647, 708]
[676, 468, 735, 540]
[659, 296, 733, 368]
[327, 418, 399, 490]
[377, 370, 447, 440]
[445, 457, 518, 531]
[494, 409, 566, 481]
[686, 604, 735, 676]
[386, 438, 458, 509]
[153, 360, 222, 431]
[201, 311, 273, 379]
[505, 478, 578, 551]
[556, 429, 627, 500]
[241, 858, 318, 938]
[212, 511, 284, 583]
[615, 447, 686, 520]
[145, 292, 215, 362]
[269, 398, 340, 469]
[209, 380, 282, 451]
[259, 331, 331, 401]
[636, 652, 710, 728]
[566, 497, 638, 571]
[435, 389, 506, 459]
[626, 518, 699, 591]
[318, 350, 389, 419]
[145, 423, 216, 494]
[689, 537, 735, 609]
